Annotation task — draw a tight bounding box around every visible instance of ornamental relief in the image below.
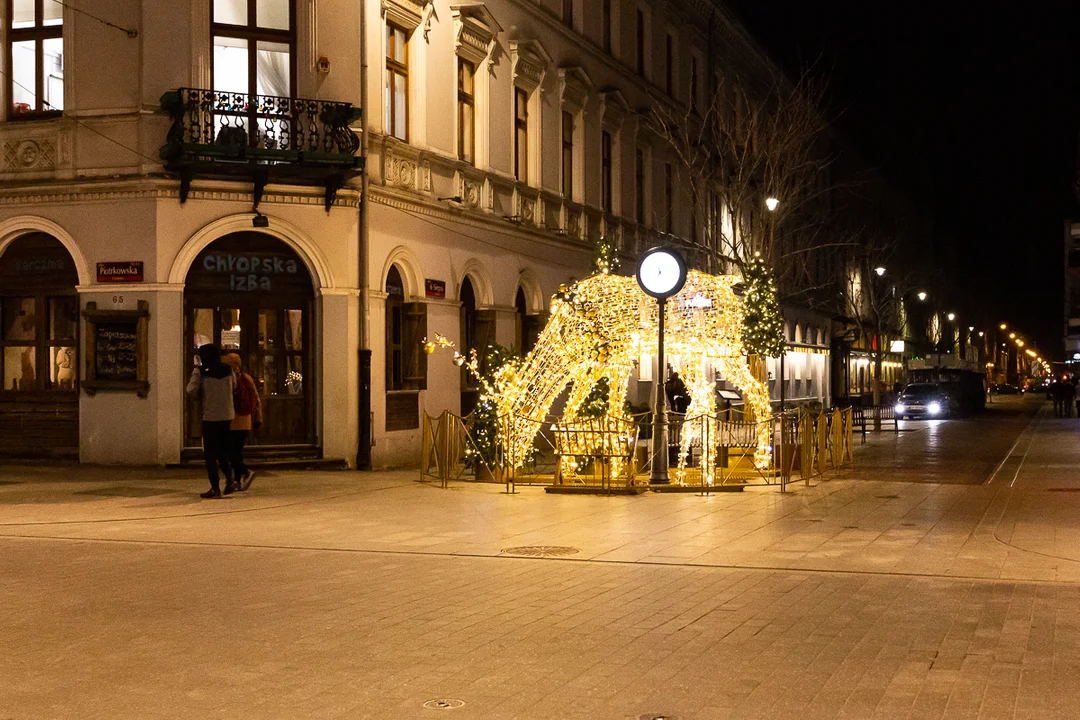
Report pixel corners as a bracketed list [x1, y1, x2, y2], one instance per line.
[461, 179, 481, 208]
[517, 194, 536, 225]
[385, 154, 417, 190]
[4, 138, 56, 171]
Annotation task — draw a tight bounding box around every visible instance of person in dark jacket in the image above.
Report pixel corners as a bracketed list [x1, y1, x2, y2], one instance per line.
[185, 343, 236, 498]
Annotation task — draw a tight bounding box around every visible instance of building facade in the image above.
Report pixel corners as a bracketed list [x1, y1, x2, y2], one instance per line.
[0, 0, 839, 467]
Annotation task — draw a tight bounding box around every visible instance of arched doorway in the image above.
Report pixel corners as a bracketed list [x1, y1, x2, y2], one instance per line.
[0, 233, 79, 458]
[184, 232, 315, 449]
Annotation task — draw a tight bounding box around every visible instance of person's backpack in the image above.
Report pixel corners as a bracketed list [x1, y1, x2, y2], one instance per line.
[234, 373, 258, 416]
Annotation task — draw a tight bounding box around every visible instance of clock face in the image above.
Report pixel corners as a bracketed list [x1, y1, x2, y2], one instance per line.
[637, 248, 686, 298]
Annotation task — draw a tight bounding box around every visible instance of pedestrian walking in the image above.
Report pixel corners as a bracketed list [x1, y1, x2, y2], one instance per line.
[186, 343, 236, 498]
[223, 353, 262, 491]
[1051, 381, 1064, 417]
[1067, 381, 1077, 418]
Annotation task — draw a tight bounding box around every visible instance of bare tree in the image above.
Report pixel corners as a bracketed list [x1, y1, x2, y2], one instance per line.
[649, 63, 837, 295]
[842, 218, 917, 409]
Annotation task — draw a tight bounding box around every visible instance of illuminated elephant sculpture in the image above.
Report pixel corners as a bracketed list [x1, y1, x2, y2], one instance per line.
[487, 269, 773, 478]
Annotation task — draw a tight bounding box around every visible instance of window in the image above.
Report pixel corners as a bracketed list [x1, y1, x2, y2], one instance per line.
[635, 148, 645, 224]
[8, 0, 63, 116]
[458, 59, 475, 163]
[514, 88, 529, 183]
[665, 32, 673, 96]
[636, 9, 645, 77]
[385, 265, 426, 392]
[385, 266, 405, 390]
[690, 55, 699, 113]
[385, 23, 409, 140]
[664, 162, 673, 234]
[601, 131, 613, 213]
[562, 0, 573, 28]
[602, 0, 612, 52]
[561, 111, 574, 198]
[212, 0, 294, 96]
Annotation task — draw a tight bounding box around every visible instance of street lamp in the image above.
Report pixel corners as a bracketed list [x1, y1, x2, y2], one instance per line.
[1000, 323, 1007, 330]
[636, 247, 687, 486]
[765, 197, 779, 212]
[874, 266, 886, 276]
[947, 313, 955, 322]
[917, 292, 927, 301]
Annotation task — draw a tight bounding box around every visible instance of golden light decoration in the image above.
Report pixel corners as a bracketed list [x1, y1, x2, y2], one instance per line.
[428, 269, 774, 479]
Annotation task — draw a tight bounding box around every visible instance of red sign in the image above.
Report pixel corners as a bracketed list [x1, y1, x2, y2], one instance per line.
[425, 279, 446, 298]
[97, 261, 143, 283]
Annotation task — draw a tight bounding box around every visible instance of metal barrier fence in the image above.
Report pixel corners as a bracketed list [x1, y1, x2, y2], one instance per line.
[421, 405, 856, 494]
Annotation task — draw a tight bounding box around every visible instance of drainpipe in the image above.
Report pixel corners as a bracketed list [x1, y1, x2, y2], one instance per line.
[356, 0, 372, 469]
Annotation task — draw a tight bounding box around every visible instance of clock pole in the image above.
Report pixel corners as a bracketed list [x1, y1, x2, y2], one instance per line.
[651, 296, 670, 484]
[636, 247, 686, 486]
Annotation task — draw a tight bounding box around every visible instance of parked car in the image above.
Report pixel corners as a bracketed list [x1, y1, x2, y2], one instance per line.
[991, 383, 1021, 395]
[895, 383, 956, 420]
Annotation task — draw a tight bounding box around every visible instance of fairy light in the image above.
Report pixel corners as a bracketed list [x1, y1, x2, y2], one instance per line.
[427, 268, 775, 479]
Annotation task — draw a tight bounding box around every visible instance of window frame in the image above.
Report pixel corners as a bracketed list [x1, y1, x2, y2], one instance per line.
[561, 110, 574, 198]
[210, 0, 297, 99]
[457, 57, 476, 163]
[665, 31, 674, 97]
[6, 0, 63, 119]
[635, 147, 645, 224]
[601, 130, 613, 213]
[514, 87, 529, 183]
[635, 9, 646, 77]
[601, 0, 612, 52]
[385, 22, 410, 141]
[664, 162, 674, 234]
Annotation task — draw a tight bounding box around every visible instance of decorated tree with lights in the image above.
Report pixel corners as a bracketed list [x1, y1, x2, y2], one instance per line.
[462, 343, 517, 473]
[740, 253, 785, 357]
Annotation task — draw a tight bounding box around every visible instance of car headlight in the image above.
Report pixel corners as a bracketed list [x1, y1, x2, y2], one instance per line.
[928, 401, 942, 415]
[895, 403, 905, 413]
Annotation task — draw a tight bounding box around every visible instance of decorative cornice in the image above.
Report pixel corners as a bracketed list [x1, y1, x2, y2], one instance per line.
[370, 186, 593, 260]
[0, 181, 360, 208]
[451, 3, 501, 65]
[558, 66, 593, 116]
[510, 39, 551, 94]
[599, 89, 630, 131]
[382, 0, 426, 31]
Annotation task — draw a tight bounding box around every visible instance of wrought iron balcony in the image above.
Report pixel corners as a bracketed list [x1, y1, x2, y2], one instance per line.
[160, 88, 364, 210]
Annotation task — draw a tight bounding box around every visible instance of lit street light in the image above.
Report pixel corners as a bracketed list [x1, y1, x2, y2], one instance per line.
[917, 292, 927, 301]
[874, 266, 886, 276]
[765, 197, 779, 212]
[947, 313, 955, 321]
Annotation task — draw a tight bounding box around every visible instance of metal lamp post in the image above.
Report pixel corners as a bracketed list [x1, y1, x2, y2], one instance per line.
[636, 247, 687, 486]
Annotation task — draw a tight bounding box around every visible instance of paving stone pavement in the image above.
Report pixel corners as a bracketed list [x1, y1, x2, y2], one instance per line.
[3, 396, 1080, 719]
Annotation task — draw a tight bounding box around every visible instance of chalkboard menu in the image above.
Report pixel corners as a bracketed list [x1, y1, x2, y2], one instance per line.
[94, 323, 138, 380]
[83, 301, 150, 397]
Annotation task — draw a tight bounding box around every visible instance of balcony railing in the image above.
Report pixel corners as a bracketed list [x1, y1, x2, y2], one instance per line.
[160, 88, 363, 210]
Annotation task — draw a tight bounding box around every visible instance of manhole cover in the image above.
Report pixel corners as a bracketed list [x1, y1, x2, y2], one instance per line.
[876, 495, 901, 499]
[900, 522, 916, 526]
[640, 714, 680, 720]
[1047, 488, 1080, 492]
[843, 525, 859, 530]
[422, 699, 465, 710]
[500, 546, 580, 558]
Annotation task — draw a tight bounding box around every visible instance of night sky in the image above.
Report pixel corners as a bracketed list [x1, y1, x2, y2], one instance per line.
[726, 1, 1080, 359]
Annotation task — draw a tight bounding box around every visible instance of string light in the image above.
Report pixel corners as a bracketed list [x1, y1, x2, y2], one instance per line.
[427, 267, 775, 480]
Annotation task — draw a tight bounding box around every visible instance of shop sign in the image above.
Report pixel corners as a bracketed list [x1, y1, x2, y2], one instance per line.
[8, 257, 66, 274]
[425, 279, 446, 298]
[199, 252, 300, 292]
[97, 261, 144, 283]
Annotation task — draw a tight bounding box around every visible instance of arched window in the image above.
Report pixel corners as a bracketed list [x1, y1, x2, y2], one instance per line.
[386, 265, 405, 389]
[384, 264, 426, 398]
[459, 276, 494, 414]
